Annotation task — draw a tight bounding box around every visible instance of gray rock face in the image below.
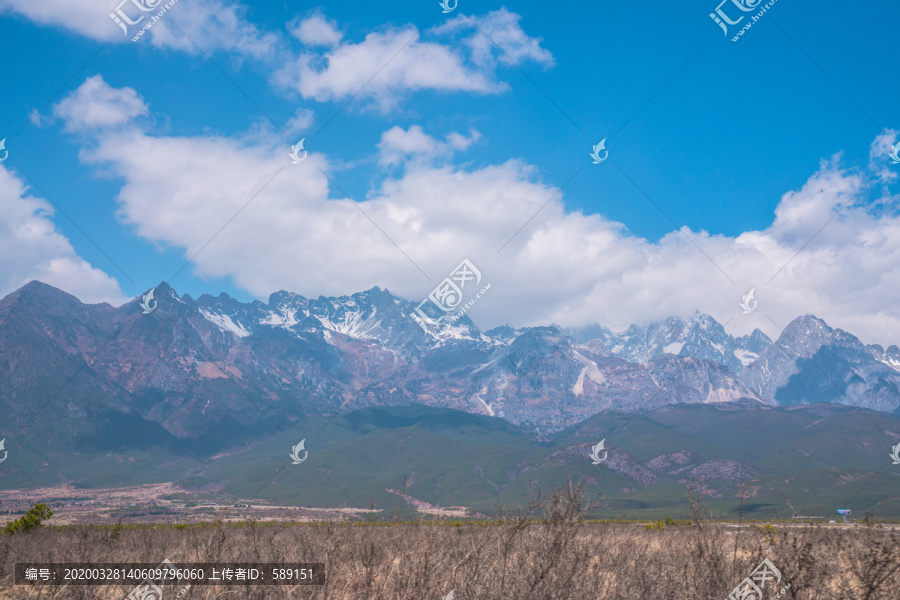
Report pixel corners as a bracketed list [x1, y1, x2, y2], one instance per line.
[646, 354, 759, 405]
[741, 315, 900, 412]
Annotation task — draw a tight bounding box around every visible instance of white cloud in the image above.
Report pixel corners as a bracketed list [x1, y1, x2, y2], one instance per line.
[26, 108, 49, 128]
[378, 125, 481, 166]
[870, 130, 897, 161]
[283, 107, 315, 136]
[141, 0, 279, 58]
[53, 75, 149, 131]
[0, 165, 127, 305]
[3, 2, 551, 111]
[0, 0, 277, 57]
[0, 0, 121, 41]
[274, 26, 499, 108]
[869, 130, 898, 184]
[274, 9, 553, 109]
[54, 77, 900, 346]
[289, 13, 342, 47]
[432, 7, 554, 69]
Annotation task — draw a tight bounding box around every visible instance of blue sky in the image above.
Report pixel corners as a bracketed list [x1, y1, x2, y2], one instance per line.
[0, 0, 898, 343]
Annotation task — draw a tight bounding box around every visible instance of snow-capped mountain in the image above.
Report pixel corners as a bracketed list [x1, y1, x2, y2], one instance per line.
[741, 315, 900, 411]
[564, 313, 772, 374]
[1, 281, 897, 456]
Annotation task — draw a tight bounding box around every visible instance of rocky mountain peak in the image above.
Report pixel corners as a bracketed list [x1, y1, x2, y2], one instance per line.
[1, 281, 898, 449]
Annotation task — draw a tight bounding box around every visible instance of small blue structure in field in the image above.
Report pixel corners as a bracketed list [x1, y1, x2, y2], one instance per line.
[837, 509, 851, 524]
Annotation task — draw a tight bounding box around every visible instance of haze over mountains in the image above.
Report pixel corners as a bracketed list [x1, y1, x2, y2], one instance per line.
[1, 280, 899, 454]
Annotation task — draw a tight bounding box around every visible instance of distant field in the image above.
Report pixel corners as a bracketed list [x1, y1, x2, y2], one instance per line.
[2, 490, 899, 599]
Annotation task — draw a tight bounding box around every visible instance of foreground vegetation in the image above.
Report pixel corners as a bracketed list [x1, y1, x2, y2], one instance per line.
[1, 487, 899, 599]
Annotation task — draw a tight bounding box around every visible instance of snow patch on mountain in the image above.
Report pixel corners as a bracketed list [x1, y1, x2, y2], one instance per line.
[573, 364, 606, 396]
[472, 354, 505, 375]
[315, 310, 386, 341]
[664, 341, 684, 355]
[733, 349, 758, 366]
[880, 358, 900, 371]
[199, 309, 251, 337]
[566, 313, 773, 374]
[261, 308, 299, 327]
[474, 388, 495, 416]
[705, 386, 753, 404]
[572, 349, 607, 397]
[868, 344, 900, 372]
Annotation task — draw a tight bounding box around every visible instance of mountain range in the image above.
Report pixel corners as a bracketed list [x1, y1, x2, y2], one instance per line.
[1, 280, 899, 447]
[1, 280, 900, 514]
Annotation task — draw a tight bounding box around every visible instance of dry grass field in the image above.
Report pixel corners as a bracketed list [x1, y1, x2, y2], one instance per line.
[1, 486, 899, 600]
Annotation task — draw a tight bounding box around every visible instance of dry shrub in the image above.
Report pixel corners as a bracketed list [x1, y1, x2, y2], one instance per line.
[1, 488, 898, 600]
